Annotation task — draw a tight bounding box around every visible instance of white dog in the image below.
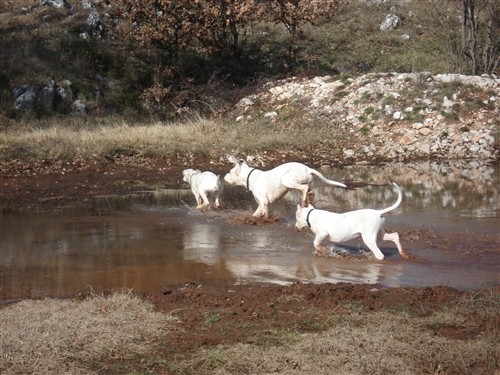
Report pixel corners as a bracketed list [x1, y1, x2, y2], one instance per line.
[295, 182, 413, 260]
[224, 156, 346, 218]
[182, 169, 222, 210]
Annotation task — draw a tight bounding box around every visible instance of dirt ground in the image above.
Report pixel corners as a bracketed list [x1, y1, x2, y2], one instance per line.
[146, 281, 493, 352]
[1, 155, 499, 374]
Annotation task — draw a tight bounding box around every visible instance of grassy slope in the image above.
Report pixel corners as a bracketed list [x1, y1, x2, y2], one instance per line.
[0, 0, 462, 118]
[1, 0, 480, 164]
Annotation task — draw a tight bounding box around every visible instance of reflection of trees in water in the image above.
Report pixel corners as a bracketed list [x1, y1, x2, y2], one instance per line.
[310, 161, 497, 218]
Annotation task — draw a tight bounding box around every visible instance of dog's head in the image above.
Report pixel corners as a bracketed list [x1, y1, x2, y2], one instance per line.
[295, 204, 314, 231]
[224, 156, 246, 185]
[182, 169, 198, 184]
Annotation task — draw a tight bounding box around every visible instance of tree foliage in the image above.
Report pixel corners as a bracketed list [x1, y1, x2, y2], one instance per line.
[112, 0, 341, 112]
[267, 0, 341, 60]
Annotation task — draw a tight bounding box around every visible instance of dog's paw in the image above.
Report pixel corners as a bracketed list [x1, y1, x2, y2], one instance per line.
[400, 250, 416, 260]
[313, 247, 330, 257]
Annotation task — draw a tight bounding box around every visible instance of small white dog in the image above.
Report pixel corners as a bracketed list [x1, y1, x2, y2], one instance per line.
[182, 169, 222, 210]
[224, 156, 346, 218]
[295, 182, 413, 260]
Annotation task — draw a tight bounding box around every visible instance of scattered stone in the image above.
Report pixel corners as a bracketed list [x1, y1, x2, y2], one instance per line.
[87, 11, 104, 38]
[231, 72, 498, 162]
[263, 111, 277, 119]
[343, 149, 355, 157]
[40, 0, 70, 8]
[393, 111, 404, 120]
[401, 133, 417, 145]
[380, 14, 401, 31]
[442, 96, 454, 109]
[418, 127, 432, 136]
[13, 80, 84, 115]
[238, 98, 254, 107]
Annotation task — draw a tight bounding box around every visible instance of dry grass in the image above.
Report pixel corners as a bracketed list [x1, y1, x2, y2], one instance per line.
[179, 293, 499, 375]
[0, 117, 221, 160]
[0, 116, 334, 161]
[0, 291, 177, 375]
[0, 290, 497, 374]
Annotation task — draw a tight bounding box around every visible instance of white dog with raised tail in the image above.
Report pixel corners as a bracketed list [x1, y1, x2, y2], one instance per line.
[182, 169, 222, 210]
[224, 156, 346, 218]
[295, 182, 414, 260]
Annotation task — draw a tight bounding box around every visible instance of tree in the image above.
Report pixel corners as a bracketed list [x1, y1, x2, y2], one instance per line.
[114, 1, 204, 111]
[461, 0, 499, 75]
[195, 0, 263, 60]
[266, 0, 342, 64]
[116, 0, 201, 65]
[111, 0, 343, 112]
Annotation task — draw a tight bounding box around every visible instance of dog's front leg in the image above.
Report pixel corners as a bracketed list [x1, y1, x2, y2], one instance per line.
[252, 199, 269, 219]
[313, 236, 329, 256]
[253, 205, 269, 219]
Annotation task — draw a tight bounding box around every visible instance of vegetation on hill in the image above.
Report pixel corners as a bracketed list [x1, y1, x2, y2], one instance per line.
[0, 0, 498, 120]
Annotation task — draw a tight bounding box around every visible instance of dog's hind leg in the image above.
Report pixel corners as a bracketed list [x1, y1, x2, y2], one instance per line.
[306, 190, 315, 206]
[213, 191, 220, 209]
[285, 182, 310, 206]
[383, 232, 415, 260]
[361, 234, 385, 260]
[281, 174, 311, 206]
[297, 185, 311, 206]
[197, 191, 210, 209]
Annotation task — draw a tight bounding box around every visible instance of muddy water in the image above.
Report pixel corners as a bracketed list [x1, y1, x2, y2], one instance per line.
[1, 161, 498, 300]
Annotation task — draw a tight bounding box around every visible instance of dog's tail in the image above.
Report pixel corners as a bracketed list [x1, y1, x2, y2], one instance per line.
[309, 169, 347, 188]
[378, 182, 403, 215]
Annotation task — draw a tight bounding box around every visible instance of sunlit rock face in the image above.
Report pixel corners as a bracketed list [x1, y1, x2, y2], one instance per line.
[234, 73, 499, 162]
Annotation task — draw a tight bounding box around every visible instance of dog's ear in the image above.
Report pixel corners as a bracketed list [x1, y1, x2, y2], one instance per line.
[228, 155, 239, 164]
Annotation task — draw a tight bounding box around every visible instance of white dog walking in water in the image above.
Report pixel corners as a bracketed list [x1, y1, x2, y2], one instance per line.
[224, 156, 346, 218]
[295, 182, 414, 260]
[182, 169, 222, 210]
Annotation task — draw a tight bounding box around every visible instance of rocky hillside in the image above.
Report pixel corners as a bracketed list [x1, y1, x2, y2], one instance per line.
[233, 72, 499, 162]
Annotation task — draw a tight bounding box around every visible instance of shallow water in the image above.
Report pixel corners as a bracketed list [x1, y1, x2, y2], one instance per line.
[1, 161, 499, 300]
